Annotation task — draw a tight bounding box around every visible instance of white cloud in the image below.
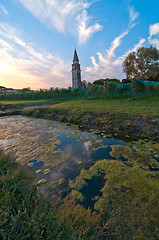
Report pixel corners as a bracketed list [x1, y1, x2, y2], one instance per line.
[77, 9, 102, 44]
[148, 23, 159, 49]
[112, 38, 146, 66]
[102, 7, 139, 62]
[106, 30, 129, 59]
[0, 5, 8, 16]
[130, 38, 146, 52]
[128, 6, 139, 24]
[18, 0, 102, 44]
[85, 30, 128, 80]
[84, 5, 141, 82]
[85, 34, 146, 82]
[0, 23, 71, 89]
[149, 38, 159, 50]
[91, 56, 99, 69]
[149, 23, 159, 38]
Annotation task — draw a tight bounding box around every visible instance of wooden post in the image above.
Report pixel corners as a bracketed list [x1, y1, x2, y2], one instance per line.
[104, 81, 108, 99]
[132, 78, 135, 99]
[50, 87, 54, 99]
[82, 83, 87, 100]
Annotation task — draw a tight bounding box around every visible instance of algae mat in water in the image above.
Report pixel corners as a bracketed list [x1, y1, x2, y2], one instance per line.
[0, 116, 71, 167]
[69, 139, 159, 239]
[0, 116, 115, 168]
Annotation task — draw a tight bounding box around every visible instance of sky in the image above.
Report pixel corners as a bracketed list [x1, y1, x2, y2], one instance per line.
[0, 0, 159, 90]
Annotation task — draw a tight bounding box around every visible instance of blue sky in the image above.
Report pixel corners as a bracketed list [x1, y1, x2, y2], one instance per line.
[0, 0, 159, 90]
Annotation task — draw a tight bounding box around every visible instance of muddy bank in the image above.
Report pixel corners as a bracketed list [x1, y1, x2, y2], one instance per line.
[22, 107, 159, 141]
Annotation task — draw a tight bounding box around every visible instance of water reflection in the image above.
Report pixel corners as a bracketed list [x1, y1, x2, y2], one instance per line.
[0, 116, 127, 195]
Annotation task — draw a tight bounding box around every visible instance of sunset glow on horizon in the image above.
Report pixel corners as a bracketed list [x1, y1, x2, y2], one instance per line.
[0, 1, 159, 90]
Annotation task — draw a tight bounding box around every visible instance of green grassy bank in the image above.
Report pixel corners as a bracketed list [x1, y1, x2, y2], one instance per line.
[49, 94, 159, 116]
[23, 94, 159, 140]
[0, 150, 105, 240]
[0, 99, 55, 111]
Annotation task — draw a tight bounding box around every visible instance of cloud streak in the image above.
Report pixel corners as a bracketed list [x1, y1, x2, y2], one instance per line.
[0, 5, 8, 16]
[85, 5, 142, 81]
[85, 38, 146, 82]
[128, 5, 139, 24]
[106, 30, 129, 59]
[0, 23, 71, 89]
[77, 9, 103, 44]
[18, 0, 102, 45]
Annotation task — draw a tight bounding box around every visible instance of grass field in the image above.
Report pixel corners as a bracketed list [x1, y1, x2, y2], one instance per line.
[1, 94, 159, 116]
[0, 99, 55, 109]
[0, 95, 83, 109]
[49, 94, 159, 117]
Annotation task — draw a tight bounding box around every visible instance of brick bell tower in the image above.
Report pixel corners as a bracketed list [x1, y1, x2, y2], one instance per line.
[72, 49, 82, 88]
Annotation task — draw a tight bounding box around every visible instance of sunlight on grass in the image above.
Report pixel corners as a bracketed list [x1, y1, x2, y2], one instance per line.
[50, 94, 159, 116]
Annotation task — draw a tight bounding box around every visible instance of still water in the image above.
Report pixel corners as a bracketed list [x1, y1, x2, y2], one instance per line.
[0, 116, 127, 195]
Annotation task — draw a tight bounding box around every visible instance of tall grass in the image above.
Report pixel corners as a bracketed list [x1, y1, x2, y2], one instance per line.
[0, 151, 106, 239]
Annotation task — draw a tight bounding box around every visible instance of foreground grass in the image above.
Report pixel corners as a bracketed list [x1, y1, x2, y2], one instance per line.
[0, 151, 105, 240]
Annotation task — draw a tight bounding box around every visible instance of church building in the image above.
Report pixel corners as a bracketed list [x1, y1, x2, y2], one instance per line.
[72, 49, 82, 88]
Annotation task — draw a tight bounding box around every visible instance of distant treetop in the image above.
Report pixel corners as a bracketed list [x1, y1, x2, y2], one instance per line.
[0, 86, 6, 89]
[22, 87, 31, 91]
[93, 78, 120, 85]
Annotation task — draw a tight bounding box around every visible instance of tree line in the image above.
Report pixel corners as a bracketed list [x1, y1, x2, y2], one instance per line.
[1, 45, 159, 101]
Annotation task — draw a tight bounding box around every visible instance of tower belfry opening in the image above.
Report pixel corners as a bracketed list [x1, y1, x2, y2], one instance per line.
[72, 49, 81, 88]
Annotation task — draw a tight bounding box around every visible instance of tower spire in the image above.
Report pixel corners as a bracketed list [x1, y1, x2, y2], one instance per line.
[73, 49, 79, 63]
[72, 49, 81, 88]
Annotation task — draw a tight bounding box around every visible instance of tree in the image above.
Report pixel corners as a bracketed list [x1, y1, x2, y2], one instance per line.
[123, 46, 159, 80]
[155, 73, 159, 82]
[123, 52, 137, 80]
[93, 78, 120, 85]
[0, 86, 6, 90]
[22, 87, 31, 91]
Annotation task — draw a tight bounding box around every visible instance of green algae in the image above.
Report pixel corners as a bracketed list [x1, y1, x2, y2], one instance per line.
[0, 116, 72, 167]
[43, 168, 51, 174]
[69, 159, 159, 239]
[37, 179, 47, 185]
[95, 139, 103, 144]
[0, 116, 111, 170]
[49, 178, 66, 191]
[69, 138, 159, 238]
[78, 161, 83, 165]
[70, 190, 84, 201]
[110, 141, 159, 170]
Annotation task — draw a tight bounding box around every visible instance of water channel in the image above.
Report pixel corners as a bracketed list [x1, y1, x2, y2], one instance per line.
[0, 116, 127, 196]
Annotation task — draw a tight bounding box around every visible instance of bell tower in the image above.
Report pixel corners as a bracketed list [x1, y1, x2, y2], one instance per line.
[72, 49, 81, 88]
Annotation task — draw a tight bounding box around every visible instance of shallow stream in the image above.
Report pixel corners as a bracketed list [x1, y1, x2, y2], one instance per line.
[0, 116, 127, 196]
